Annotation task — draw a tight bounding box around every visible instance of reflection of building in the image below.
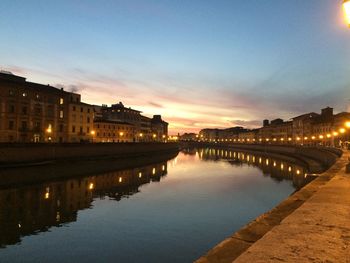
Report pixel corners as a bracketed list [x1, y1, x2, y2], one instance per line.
[197, 148, 311, 189]
[0, 160, 168, 248]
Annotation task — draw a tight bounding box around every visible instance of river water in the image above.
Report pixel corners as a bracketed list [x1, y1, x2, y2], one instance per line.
[0, 148, 312, 263]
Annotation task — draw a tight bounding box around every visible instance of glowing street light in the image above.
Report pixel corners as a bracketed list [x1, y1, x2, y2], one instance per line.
[344, 0, 350, 26]
[119, 132, 124, 137]
[340, 128, 346, 134]
[345, 121, 350, 128]
[90, 130, 96, 136]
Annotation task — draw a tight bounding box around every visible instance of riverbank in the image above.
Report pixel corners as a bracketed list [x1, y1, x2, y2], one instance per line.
[196, 149, 348, 263]
[0, 148, 179, 189]
[0, 142, 179, 168]
[181, 142, 342, 174]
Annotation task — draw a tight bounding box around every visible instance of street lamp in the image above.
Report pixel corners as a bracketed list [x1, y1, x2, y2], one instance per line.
[90, 130, 95, 143]
[344, 0, 350, 26]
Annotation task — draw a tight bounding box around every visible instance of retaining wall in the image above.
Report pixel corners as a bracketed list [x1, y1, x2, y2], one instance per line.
[0, 142, 179, 166]
[181, 142, 342, 173]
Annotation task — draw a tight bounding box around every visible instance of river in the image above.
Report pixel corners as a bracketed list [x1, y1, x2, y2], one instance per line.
[0, 147, 313, 262]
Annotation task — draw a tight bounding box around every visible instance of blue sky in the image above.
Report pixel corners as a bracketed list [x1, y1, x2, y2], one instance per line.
[1, 0, 350, 133]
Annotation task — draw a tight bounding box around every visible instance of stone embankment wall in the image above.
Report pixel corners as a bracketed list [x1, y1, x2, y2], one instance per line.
[0, 142, 179, 167]
[0, 150, 179, 188]
[181, 142, 342, 173]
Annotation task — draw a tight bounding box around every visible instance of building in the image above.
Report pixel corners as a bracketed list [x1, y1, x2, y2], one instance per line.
[0, 71, 71, 143]
[151, 115, 168, 142]
[93, 119, 135, 142]
[66, 93, 95, 142]
[180, 133, 198, 141]
[258, 119, 293, 143]
[99, 102, 168, 142]
[0, 72, 169, 143]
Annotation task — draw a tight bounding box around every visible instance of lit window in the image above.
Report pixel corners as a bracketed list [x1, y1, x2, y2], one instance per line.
[59, 110, 64, 118]
[60, 98, 64, 105]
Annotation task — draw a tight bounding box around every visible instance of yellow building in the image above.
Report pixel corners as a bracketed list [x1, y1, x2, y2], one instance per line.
[93, 119, 135, 142]
[66, 93, 95, 143]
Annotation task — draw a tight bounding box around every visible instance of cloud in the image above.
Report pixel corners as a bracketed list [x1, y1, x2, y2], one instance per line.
[148, 101, 163, 108]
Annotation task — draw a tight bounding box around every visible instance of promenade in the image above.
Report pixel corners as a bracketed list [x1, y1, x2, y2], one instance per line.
[197, 150, 350, 263]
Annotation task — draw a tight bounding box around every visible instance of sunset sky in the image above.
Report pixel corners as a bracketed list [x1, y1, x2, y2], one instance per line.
[1, 0, 350, 134]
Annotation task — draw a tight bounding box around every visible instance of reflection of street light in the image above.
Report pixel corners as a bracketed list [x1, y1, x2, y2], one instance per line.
[344, 0, 350, 26]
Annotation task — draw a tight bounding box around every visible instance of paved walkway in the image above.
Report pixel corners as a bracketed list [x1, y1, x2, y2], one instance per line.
[234, 151, 350, 263]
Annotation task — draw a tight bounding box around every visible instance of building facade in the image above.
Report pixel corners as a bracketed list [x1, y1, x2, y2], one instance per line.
[93, 119, 135, 142]
[0, 72, 169, 143]
[0, 72, 71, 143]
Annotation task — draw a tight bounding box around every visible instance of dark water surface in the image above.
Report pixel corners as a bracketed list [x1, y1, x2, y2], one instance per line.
[0, 148, 312, 263]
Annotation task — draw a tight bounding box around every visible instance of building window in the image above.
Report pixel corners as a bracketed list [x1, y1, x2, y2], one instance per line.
[21, 106, 27, 115]
[59, 124, 64, 132]
[34, 122, 41, 131]
[80, 127, 83, 133]
[87, 109, 90, 113]
[73, 106, 76, 111]
[87, 127, 90, 133]
[81, 107, 83, 113]
[72, 126, 76, 133]
[59, 110, 64, 119]
[87, 117, 90, 123]
[21, 121, 27, 130]
[60, 98, 64, 105]
[9, 105, 15, 113]
[8, 121, 14, 130]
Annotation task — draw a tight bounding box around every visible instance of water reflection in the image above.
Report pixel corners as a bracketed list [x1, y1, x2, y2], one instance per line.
[0, 148, 315, 262]
[183, 147, 313, 190]
[0, 162, 168, 248]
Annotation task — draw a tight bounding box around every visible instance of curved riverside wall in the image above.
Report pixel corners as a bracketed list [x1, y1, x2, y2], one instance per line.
[0, 142, 180, 166]
[180, 142, 342, 173]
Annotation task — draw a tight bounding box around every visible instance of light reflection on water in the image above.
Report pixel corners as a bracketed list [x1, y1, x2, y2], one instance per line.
[0, 148, 312, 263]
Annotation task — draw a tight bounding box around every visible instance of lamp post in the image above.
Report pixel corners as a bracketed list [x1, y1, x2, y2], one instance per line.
[344, 0, 350, 26]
